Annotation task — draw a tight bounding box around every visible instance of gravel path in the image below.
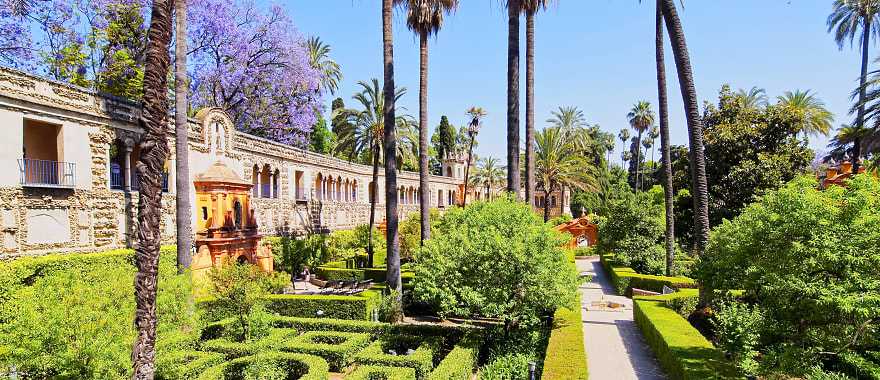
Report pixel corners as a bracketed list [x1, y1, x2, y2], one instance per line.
[577, 257, 666, 380]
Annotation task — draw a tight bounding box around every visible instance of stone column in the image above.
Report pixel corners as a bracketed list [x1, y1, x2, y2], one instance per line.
[123, 142, 134, 248]
[268, 172, 274, 199]
[256, 169, 262, 198]
[210, 194, 219, 228]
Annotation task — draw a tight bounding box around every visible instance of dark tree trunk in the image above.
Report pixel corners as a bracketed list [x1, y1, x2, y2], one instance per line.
[418, 32, 430, 245]
[559, 184, 565, 215]
[854, 17, 871, 175]
[525, 10, 536, 207]
[462, 134, 475, 206]
[506, 0, 521, 197]
[660, 0, 709, 256]
[382, 0, 402, 318]
[656, 0, 676, 277]
[635, 129, 643, 191]
[132, 0, 173, 377]
[174, 0, 191, 274]
[368, 144, 380, 267]
[543, 187, 551, 222]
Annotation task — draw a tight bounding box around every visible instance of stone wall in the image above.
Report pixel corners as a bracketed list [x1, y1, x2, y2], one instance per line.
[0, 67, 466, 259]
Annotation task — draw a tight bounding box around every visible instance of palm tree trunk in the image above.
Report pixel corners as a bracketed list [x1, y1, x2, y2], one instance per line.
[525, 10, 536, 207]
[543, 187, 551, 222]
[635, 129, 643, 191]
[418, 32, 430, 245]
[174, 0, 192, 274]
[132, 0, 173, 377]
[368, 144, 380, 267]
[854, 17, 871, 176]
[462, 134, 475, 206]
[506, 0, 521, 197]
[559, 184, 565, 215]
[382, 0, 402, 316]
[660, 0, 709, 257]
[656, 0, 675, 277]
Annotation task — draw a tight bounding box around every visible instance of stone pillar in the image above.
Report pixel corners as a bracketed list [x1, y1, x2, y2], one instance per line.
[268, 172, 274, 199]
[210, 194, 219, 228]
[123, 142, 134, 248]
[256, 170, 262, 198]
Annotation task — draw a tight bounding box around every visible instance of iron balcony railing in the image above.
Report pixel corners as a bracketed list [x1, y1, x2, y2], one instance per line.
[18, 159, 75, 188]
[110, 164, 169, 192]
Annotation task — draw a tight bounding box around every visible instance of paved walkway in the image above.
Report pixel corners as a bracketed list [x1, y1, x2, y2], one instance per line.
[577, 257, 666, 380]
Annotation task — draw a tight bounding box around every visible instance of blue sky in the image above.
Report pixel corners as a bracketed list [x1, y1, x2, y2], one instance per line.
[279, 1, 861, 163]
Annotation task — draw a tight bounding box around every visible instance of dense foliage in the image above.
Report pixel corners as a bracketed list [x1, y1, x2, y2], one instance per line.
[0, 247, 194, 379]
[696, 175, 880, 376]
[595, 186, 666, 275]
[412, 197, 578, 329]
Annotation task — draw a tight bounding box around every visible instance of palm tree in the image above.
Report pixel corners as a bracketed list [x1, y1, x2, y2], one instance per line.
[547, 106, 588, 130]
[535, 126, 598, 221]
[641, 138, 653, 190]
[734, 86, 769, 110]
[462, 106, 487, 206]
[472, 157, 506, 200]
[382, 0, 403, 318]
[400, 0, 458, 246]
[829, 124, 875, 165]
[307, 36, 343, 96]
[334, 80, 410, 267]
[647, 126, 659, 164]
[522, 0, 552, 208]
[505, 0, 522, 196]
[132, 0, 173, 377]
[828, 0, 880, 175]
[778, 90, 834, 139]
[654, 0, 675, 276]
[618, 128, 630, 166]
[627, 101, 655, 191]
[660, 0, 710, 257]
[174, 0, 191, 274]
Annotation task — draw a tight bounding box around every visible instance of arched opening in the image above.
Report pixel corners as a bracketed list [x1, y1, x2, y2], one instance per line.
[272, 169, 280, 199]
[260, 164, 271, 198]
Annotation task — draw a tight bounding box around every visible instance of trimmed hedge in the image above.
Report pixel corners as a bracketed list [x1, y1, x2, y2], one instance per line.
[271, 316, 388, 335]
[280, 331, 372, 371]
[540, 296, 587, 380]
[600, 253, 695, 297]
[316, 267, 367, 281]
[426, 334, 481, 380]
[155, 350, 225, 380]
[353, 335, 438, 379]
[346, 365, 417, 380]
[196, 352, 329, 380]
[196, 291, 380, 322]
[633, 297, 741, 379]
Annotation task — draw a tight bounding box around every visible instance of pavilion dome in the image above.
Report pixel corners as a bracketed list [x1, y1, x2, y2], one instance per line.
[194, 161, 250, 186]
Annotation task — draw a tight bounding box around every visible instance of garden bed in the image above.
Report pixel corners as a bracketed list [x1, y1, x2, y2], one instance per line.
[540, 295, 588, 380]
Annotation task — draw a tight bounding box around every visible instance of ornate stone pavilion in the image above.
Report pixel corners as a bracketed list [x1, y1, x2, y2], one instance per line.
[0, 67, 473, 258]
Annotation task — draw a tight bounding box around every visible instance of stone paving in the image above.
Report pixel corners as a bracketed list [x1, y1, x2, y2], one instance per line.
[577, 257, 666, 380]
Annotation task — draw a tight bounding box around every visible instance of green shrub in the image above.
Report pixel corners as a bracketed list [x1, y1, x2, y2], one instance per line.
[546, 214, 573, 227]
[155, 351, 225, 380]
[595, 191, 666, 275]
[0, 246, 192, 379]
[540, 296, 587, 380]
[266, 292, 379, 320]
[413, 197, 578, 328]
[479, 353, 532, 380]
[279, 331, 372, 371]
[696, 175, 880, 367]
[315, 267, 366, 281]
[711, 298, 763, 376]
[346, 365, 417, 380]
[608, 266, 695, 296]
[267, 235, 330, 277]
[270, 316, 388, 335]
[196, 352, 329, 380]
[633, 298, 741, 379]
[207, 261, 280, 341]
[426, 334, 481, 380]
[399, 209, 441, 262]
[353, 335, 438, 379]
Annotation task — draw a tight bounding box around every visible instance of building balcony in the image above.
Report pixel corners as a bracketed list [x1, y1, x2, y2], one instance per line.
[18, 158, 75, 188]
[110, 164, 169, 192]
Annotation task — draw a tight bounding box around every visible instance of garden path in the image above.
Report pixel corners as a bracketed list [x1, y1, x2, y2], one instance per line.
[577, 257, 666, 380]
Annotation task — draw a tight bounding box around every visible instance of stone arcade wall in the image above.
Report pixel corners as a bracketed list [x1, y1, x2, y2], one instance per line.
[0, 67, 458, 258]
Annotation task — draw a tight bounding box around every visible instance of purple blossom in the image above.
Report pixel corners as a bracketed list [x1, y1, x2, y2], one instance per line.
[188, 0, 323, 146]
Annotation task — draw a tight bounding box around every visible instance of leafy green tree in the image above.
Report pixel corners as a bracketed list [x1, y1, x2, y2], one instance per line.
[207, 260, 276, 342]
[94, 0, 148, 99]
[432, 115, 457, 161]
[413, 197, 578, 330]
[595, 189, 666, 275]
[733, 87, 768, 110]
[696, 175, 880, 375]
[702, 85, 814, 226]
[309, 115, 336, 155]
[472, 156, 506, 200]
